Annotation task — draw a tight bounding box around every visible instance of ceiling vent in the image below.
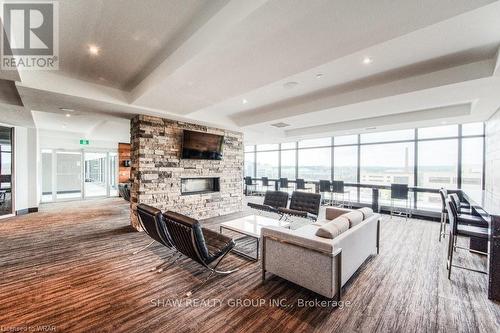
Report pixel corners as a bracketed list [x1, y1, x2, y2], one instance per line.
[271, 122, 291, 128]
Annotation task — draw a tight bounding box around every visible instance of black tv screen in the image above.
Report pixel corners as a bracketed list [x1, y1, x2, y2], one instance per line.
[182, 130, 224, 160]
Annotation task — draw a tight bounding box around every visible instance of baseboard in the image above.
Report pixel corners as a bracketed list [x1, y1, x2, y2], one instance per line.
[16, 207, 39, 215]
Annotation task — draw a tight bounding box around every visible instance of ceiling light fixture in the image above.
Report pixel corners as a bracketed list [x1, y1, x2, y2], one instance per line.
[88, 44, 100, 56]
[362, 56, 373, 65]
[59, 108, 74, 112]
[316, 73, 324, 78]
[65, 114, 71, 117]
[270, 122, 290, 128]
[242, 99, 248, 104]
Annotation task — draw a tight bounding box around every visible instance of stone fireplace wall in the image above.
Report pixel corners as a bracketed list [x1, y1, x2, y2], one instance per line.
[129, 115, 243, 230]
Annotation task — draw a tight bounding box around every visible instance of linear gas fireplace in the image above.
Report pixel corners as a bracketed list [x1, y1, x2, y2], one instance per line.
[181, 177, 220, 195]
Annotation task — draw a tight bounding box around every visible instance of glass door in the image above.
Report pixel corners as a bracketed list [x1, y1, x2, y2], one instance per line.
[41, 149, 54, 202]
[0, 126, 13, 217]
[84, 152, 107, 197]
[56, 151, 83, 200]
[41, 149, 119, 202]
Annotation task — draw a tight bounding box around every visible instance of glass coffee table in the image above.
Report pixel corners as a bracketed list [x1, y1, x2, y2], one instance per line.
[219, 214, 290, 261]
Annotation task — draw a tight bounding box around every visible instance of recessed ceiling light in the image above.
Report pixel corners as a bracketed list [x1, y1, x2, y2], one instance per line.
[316, 73, 324, 78]
[270, 122, 290, 128]
[88, 44, 100, 56]
[283, 81, 299, 89]
[59, 108, 74, 112]
[242, 99, 248, 104]
[365, 126, 377, 130]
[65, 114, 71, 117]
[362, 57, 373, 65]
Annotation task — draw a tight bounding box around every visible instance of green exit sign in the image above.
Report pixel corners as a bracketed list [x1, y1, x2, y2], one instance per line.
[80, 139, 90, 145]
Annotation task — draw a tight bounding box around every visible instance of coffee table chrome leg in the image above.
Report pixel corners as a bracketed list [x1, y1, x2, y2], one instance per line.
[220, 226, 259, 261]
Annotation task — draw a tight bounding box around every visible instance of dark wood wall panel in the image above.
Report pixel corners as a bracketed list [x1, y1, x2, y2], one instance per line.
[118, 142, 131, 183]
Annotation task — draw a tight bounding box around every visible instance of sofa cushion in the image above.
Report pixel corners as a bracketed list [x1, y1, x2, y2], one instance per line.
[358, 207, 374, 219]
[343, 210, 364, 228]
[315, 216, 350, 239]
[325, 207, 352, 220]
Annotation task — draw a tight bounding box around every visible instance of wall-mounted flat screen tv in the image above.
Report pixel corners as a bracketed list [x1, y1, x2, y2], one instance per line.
[181, 130, 224, 160]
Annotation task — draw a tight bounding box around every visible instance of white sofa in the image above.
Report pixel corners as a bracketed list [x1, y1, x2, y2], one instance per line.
[261, 207, 381, 299]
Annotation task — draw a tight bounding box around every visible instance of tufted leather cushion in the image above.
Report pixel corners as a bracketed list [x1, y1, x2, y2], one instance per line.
[357, 207, 374, 219]
[343, 210, 364, 228]
[315, 216, 350, 239]
[289, 191, 322, 217]
[263, 191, 289, 208]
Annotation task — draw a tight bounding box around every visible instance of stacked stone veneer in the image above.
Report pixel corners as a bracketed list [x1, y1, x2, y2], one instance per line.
[129, 115, 244, 230]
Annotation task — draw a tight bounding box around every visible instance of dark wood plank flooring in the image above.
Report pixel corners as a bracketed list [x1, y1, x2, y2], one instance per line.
[0, 198, 499, 333]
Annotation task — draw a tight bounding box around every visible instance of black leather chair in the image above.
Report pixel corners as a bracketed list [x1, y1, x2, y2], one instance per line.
[162, 211, 238, 295]
[279, 177, 293, 193]
[296, 178, 313, 193]
[247, 191, 289, 214]
[261, 177, 273, 193]
[331, 180, 352, 208]
[244, 176, 257, 195]
[319, 180, 332, 205]
[438, 188, 449, 241]
[390, 183, 411, 220]
[445, 197, 488, 280]
[449, 193, 487, 227]
[118, 183, 131, 201]
[278, 191, 321, 221]
[135, 204, 179, 271]
[163, 211, 238, 289]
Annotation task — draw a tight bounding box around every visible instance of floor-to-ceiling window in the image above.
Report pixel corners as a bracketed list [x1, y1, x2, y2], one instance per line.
[280, 143, 296, 179]
[243, 122, 484, 213]
[244, 145, 255, 178]
[256, 144, 279, 179]
[0, 126, 13, 217]
[297, 138, 331, 181]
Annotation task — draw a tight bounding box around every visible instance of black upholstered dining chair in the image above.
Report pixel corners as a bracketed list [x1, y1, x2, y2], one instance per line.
[331, 180, 352, 208]
[319, 180, 332, 205]
[438, 188, 449, 241]
[390, 183, 411, 220]
[261, 177, 273, 193]
[163, 211, 238, 295]
[244, 176, 257, 195]
[278, 191, 322, 221]
[279, 177, 293, 194]
[445, 197, 488, 280]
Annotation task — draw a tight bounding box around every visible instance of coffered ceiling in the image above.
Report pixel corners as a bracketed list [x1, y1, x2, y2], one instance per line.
[1, 0, 500, 144]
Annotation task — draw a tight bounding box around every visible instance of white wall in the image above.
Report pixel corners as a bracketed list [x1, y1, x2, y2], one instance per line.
[14, 126, 39, 212]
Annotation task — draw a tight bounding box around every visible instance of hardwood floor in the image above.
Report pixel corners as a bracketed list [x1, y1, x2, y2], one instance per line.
[1, 198, 499, 333]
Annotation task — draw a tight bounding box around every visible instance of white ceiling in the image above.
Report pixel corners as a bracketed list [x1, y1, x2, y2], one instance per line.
[1, 0, 500, 144]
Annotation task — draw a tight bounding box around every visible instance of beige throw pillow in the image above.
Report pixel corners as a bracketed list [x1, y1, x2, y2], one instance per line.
[315, 216, 350, 239]
[343, 210, 364, 228]
[358, 207, 374, 219]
